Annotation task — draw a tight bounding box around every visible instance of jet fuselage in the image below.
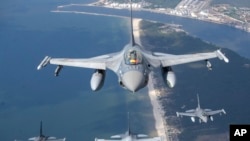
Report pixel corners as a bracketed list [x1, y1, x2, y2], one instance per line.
[117, 44, 150, 92]
[196, 108, 208, 123]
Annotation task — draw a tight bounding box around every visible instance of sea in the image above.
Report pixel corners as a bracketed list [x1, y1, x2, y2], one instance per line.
[1, 0, 250, 141]
[60, 3, 250, 59]
[0, 0, 156, 141]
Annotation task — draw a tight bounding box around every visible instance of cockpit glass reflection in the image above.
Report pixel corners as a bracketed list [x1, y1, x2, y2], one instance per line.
[124, 49, 142, 65]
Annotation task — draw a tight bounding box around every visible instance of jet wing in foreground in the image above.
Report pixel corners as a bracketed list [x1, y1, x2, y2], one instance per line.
[135, 137, 162, 141]
[95, 138, 121, 141]
[144, 49, 229, 67]
[176, 112, 196, 117]
[37, 52, 123, 72]
[206, 109, 226, 115]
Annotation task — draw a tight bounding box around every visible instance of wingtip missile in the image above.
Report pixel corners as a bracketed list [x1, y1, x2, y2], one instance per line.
[176, 112, 179, 117]
[37, 56, 51, 70]
[216, 50, 229, 63]
[222, 109, 226, 114]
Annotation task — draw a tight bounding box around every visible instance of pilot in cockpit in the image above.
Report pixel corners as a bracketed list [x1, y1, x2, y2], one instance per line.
[125, 49, 142, 65]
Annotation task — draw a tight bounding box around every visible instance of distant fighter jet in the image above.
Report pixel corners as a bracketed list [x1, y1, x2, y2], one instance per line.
[95, 113, 162, 141]
[15, 121, 66, 141]
[176, 94, 226, 123]
[37, 1, 229, 93]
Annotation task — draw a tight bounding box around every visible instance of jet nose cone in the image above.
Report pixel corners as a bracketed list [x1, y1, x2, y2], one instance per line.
[122, 71, 144, 92]
[203, 117, 208, 123]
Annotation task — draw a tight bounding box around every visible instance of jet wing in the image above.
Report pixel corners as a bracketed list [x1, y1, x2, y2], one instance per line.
[95, 138, 121, 141]
[135, 137, 162, 141]
[49, 58, 106, 69]
[37, 52, 123, 73]
[144, 50, 229, 67]
[176, 112, 196, 117]
[206, 109, 226, 115]
[27, 137, 66, 141]
[47, 138, 66, 141]
[15, 139, 66, 141]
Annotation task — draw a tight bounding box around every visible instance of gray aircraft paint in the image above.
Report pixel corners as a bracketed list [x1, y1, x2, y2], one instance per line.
[176, 94, 226, 123]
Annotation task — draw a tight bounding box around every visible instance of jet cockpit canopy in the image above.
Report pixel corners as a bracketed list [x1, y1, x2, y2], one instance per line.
[124, 49, 142, 65]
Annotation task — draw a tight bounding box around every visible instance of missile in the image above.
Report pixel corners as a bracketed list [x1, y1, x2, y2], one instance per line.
[37, 56, 51, 70]
[176, 112, 180, 117]
[54, 65, 63, 77]
[222, 109, 226, 114]
[216, 50, 229, 63]
[205, 59, 212, 70]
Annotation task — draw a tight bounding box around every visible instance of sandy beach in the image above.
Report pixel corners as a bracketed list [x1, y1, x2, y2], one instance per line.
[133, 19, 168, 141]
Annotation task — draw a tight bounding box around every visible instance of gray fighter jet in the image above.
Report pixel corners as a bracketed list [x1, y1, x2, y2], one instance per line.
[95, 129, 161, 141]
[15, 121, 66, 141]
[95, 113, 161, 141]
[176, 94, 226, 123]
[37, 2, 229, 93]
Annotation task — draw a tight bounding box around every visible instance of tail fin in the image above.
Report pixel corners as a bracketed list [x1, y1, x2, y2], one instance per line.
[197, 94, 201, 109]
[127, 112, 131, 135]
[129, 0, 135, 46]
[40, 121, 44, 137]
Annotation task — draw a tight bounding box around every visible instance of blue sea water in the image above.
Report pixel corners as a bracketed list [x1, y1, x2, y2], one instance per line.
[0, 1, 156, 141]
[62, 5, 250, 59]
[1, 0, 250, 141]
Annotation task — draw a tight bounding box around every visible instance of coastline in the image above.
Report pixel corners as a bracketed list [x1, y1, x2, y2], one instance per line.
[86, 0, 250, 33]
[133, 19, 168, 141]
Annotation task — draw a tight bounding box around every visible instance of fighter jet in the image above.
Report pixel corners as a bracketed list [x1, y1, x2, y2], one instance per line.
[15, 121, 66, 141]
[95, 113, 161, 141]
[37, 1, 229, 93]
[176, 94, 226, 123]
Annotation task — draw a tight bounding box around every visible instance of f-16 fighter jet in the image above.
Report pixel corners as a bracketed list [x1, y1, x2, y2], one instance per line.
[15, 121, 66, 141]
[176, 94, 226, 123]
[37, 1, 229, 93]
[95, 113, 161, 141]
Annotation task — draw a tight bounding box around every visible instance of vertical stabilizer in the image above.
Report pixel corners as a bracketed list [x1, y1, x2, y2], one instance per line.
[197, 94, 201, 109]
[130, 0, 136, 46]
[127, 112, 131, 135]
[40, 121, 44, 137]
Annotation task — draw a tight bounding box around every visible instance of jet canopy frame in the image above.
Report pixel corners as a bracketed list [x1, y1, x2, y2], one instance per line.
[124, 48, 142, 65]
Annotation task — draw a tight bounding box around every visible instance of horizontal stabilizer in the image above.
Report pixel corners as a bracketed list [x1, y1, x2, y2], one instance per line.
[137, 134, 148, 138]
[111, 135, 122, 139]
[28, 137, 37, 141]
[48, 136, 56, 140]
[95, 138, 105, 141]
[56, 138, 66, 141]
[185, 109, 195, 113]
